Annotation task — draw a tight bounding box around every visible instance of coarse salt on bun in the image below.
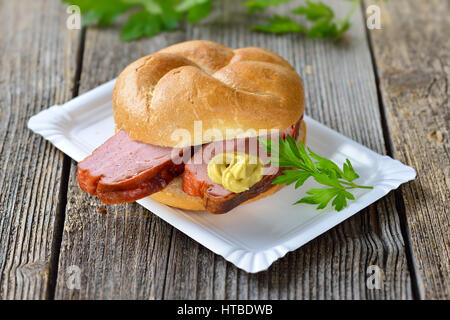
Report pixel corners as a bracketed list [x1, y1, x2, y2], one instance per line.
[113, 40, 305, 148]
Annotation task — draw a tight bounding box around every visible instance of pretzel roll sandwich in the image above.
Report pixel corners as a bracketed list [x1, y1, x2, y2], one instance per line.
[77, 40, 306, 214]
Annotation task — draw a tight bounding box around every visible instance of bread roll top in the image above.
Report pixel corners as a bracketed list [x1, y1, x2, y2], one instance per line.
[113, 40, 305, 147]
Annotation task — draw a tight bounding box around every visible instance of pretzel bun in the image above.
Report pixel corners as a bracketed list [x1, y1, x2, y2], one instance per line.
[113, 40, 305, 147]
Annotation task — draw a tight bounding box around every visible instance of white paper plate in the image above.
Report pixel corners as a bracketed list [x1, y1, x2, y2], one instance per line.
[28, 79, 416, 273]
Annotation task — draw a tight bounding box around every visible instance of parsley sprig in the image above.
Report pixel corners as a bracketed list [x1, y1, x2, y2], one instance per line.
[249, 0, 361, 41]
[63, 0, 212, 41]
[63, 0, 364, 42]
[259, 135, 373, 211]
[244, 0, 293, 15]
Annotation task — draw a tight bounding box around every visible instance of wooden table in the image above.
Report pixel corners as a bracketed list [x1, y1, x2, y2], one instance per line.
[0, 0, 448, 300]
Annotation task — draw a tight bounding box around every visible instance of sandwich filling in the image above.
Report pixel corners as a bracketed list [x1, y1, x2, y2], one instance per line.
[77, 118, 301, 213]
[77, 129, 187, 204]
[182, 119, 300, 213]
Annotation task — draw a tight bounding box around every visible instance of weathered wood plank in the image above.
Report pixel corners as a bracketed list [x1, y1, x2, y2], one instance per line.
[367, 0, 449, 299]
[0, 0, 81, 299]
[54, 27, 185, 300]
[55, 0, 413, 299]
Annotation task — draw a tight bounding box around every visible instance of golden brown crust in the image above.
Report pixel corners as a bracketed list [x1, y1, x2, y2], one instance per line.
[150, 120, 306, 211]
[150, 177, 285, 211]
[113, 40, 305, 147]
[149, 175, 205, 210]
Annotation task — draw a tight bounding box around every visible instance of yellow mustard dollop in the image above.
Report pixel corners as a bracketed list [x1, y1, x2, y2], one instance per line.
[207, 152, 264, 193]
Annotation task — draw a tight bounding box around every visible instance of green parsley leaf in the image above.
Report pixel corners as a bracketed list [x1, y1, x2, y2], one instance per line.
[308, 148, 343, 179]
[62, 0, 133, 26]
[273, 170, 312, 188]
[160, 1, 182, 29]
[295, 188, 339, 209]
[306, 18, 338, 39]
[312, 172, 343, 189]
[62, 0, 212, 41]
[342, 158, 359, 181]
[334, 19, 351, 40]
[292, 0, 355, 40]
[260, 136, 373, 211]
[251, 15, 306, 34]
[176, 0, 212, 23]
[123, 0, 163, 14]
[292, 1, 334, 21]
[331, 190, 346, 211]
[243, 0, 292, 15]
[121, 10, 162, 41]
[248, 0, 361, 41]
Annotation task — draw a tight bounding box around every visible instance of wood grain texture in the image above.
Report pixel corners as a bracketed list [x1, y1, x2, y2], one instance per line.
[367, 0, 449, 299]
[54, 0, 413, 299]
[54, 27, 186, 300]
[0, 0, 81, 299]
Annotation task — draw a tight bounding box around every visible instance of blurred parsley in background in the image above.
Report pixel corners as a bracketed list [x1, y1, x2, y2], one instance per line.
[63, 0, 213, 41]
[251, 0, 360, 41]
[62, 0, 364, 42]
